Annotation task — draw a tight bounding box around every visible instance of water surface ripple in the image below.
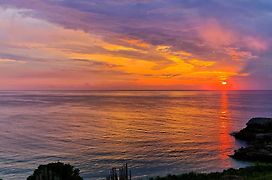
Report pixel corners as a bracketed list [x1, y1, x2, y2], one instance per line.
[1, 91, 272, 179]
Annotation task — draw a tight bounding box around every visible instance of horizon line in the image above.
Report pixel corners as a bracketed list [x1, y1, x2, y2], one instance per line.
[0, 89, 272, 91]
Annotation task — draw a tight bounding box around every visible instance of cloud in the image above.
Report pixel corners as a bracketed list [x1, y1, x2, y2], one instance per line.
[0, 0, 271, 89]
[242, 36, 267, 51]
[0, 58, 21, 63]
[197, 19, 236, 46]
[224, 48, 256, 61]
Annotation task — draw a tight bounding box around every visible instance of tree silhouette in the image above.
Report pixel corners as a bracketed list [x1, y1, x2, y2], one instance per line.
[27, 162, 83, 180]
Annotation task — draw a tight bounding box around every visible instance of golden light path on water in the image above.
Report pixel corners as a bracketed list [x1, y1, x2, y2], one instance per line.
[219, 92, 232, 163]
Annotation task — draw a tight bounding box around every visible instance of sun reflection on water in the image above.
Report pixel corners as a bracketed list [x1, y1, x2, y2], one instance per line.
[218, 91, 233, 164]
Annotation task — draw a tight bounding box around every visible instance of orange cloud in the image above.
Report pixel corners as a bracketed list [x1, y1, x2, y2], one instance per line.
[124, 38, 150, 48]
[0, 8, 255, 90]
[189, 59, 215, 67]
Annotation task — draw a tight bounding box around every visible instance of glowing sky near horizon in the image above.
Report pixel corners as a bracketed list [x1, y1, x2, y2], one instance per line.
[0, 0, 271, 90]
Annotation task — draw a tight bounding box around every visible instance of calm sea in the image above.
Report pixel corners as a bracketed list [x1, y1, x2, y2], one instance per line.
[1, 91, 272, 179]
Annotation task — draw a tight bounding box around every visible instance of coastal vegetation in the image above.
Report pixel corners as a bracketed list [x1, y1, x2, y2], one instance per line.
[106, 163, 132, 180]
[150, 164, 272, 180]
[27, 162, 83, 180]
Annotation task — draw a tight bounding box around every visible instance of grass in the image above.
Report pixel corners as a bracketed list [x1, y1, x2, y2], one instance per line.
[150, 164, 272, 180]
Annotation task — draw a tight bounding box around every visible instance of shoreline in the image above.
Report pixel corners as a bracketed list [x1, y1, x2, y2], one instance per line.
[152, 117, 272, 180]
[11, 117, 272, 180]
[150, 164, 272, 180]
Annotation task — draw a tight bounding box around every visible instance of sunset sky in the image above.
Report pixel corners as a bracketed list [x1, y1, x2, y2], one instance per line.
[0, 0, 271, 90]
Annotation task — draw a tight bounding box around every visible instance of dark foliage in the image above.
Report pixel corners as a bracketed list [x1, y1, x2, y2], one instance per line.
[27, 162, 83, 180]
[150, 164, 272, 180]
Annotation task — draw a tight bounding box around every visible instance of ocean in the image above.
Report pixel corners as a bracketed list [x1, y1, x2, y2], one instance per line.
[1, 90, 272, 179]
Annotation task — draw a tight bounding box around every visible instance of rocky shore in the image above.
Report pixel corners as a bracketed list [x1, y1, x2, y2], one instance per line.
[16, 117, 272, 180]
[231, 117, 272, 162]
[151, 117, 272, 180]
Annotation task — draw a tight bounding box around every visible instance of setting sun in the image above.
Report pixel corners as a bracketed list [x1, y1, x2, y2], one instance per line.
[222, 81, 227, 85]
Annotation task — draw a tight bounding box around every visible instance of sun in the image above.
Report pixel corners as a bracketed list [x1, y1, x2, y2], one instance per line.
[221, 81, 227, 85]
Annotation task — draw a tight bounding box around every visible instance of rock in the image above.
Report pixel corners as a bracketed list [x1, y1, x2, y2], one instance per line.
[256, 133, 272, 141]
[232, 117, 272, 141]
[247, 117, 272, 127]
[221, 175, 245, 180]
[231, 117, 272, 162]
[231, 143, 272, 162]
